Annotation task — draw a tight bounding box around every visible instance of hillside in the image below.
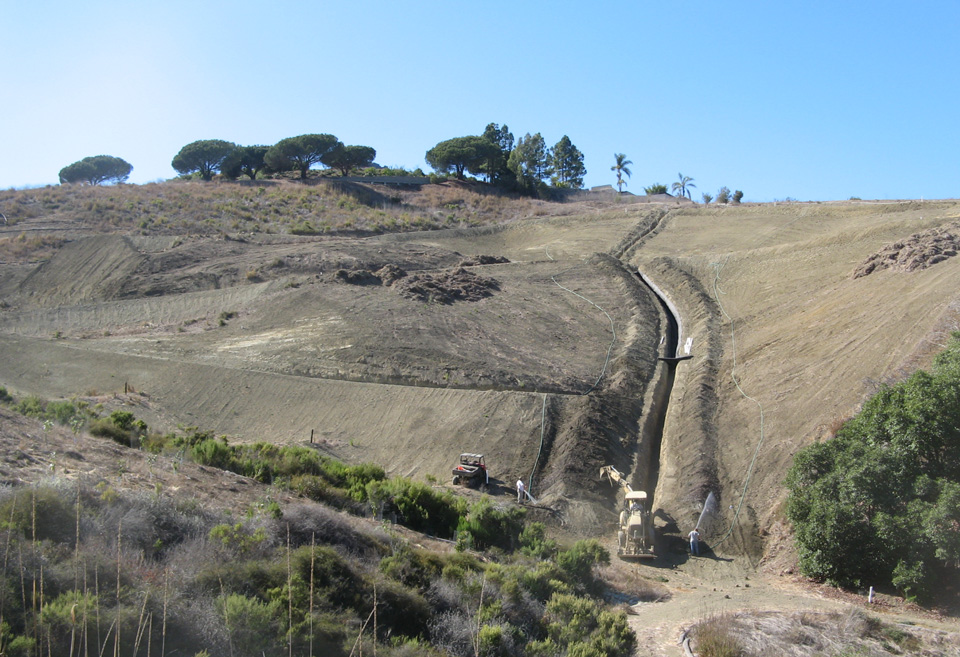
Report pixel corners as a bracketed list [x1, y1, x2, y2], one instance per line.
[1, 181, 959, 654]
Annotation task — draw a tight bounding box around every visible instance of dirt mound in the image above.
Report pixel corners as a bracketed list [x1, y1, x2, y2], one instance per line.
[334, 268, 382, 285]
[853, 220, 960, 278]
[392, 267, 501, 303]
[457, 255, 511, 267]
[375, 263, 407, 285]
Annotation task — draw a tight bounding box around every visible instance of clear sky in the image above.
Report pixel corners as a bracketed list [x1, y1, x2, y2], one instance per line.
[3, 0, 958, 202]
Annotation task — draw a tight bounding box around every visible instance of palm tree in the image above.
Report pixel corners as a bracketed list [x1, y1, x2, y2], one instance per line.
[671, 173, 696, 199]
[611, 154, 632, 193]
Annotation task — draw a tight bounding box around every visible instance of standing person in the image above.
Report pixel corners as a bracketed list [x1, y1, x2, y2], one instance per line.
[688, 527, 701, 556]
[517, 478, 525, 504]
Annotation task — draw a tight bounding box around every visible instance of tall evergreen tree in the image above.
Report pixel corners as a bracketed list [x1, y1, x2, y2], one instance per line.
[508, 133, 549, 192]
[549, 136, 586, 188]
[481, 123, 515, 185]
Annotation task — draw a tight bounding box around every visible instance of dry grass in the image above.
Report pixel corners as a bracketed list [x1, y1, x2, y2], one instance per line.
[692, 611, 745, 657]
[0, 233, 66, 263]
[689, 609, 958, 657]
[0, 179, 562, 262]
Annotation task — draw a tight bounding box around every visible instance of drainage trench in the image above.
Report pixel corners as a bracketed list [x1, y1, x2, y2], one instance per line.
[632, 270, 682, 505]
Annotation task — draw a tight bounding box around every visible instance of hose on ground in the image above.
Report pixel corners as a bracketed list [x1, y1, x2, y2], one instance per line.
[525, 259, 618, 499]
[710, 256, 766, 547]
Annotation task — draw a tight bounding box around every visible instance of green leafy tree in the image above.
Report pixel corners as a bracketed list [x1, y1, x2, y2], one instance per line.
[221, 145, 270, 181]
[320, 144, 377, 176]
[549, 135, 586, 188]
[716, 186, 731, 204]
[425, 136, 499, 180]
[480, 123, 515, 185]
[508, 133, 550, 192]
[671, 173, 696, 199]
[58, 155, 132, 185]
[644, 183, 667, 195]
[172, 139, 237, 181]
[733, 189, 744, 204]
[610, 154, 632, 193]
[701, 192, 713, 204]
[264, 134, 342, 180]
[786, 332, 960, 598]
[923, 480, 960, 563]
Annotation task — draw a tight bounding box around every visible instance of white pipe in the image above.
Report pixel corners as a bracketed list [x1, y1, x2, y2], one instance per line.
[636, 268, 685, 358]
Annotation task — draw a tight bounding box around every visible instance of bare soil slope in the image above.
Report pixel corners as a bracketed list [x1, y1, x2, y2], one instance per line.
[628, 201, 960, 560]
[0, 197, 669, 531]
[3, 188, 960, 651]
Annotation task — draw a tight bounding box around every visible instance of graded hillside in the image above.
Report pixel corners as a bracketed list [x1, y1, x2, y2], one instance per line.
[626, 200, 960, 561]
[2, 182, 960, 653]
[0, 182, 673, 534]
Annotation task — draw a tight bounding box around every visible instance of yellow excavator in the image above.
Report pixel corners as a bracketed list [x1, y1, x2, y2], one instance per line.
[600, 465, 656, 560]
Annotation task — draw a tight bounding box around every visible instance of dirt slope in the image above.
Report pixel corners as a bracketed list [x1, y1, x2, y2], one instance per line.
[0, 202, 668, 531]
[3, 189, 960, 652]
[629, 201, 960, 559]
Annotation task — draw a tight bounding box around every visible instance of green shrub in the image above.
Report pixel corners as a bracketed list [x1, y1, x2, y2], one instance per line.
[367, 477, 464, 537]
[218, 593, 281, 656]
[209, 523, 268, 556]
[0, 486, 76, 543]
[191, 437, 237, 470]
[13, 396, 45, 418]
[4, 635, 36, 657]
[543, 593, 635, 657]
[0, 386, 12, 403]
[45, 400, 78, 425]
[323, 460, 385, 500]
[108, 409, 136, 431]
[455, 497, 524, 551]
[89, 417, 134, 445]
[786, 332, 960, 598]
[519, 522, 557, 559]
[556, 540, 609, 592]
[520, 561, 570, 601]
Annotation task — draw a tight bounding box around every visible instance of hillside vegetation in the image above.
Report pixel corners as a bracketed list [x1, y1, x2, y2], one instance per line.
[0, 403, 642, 657]
[0, 179, 555, 253]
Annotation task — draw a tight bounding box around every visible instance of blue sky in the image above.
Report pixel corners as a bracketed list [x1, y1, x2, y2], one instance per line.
[2, 0, 958, 201]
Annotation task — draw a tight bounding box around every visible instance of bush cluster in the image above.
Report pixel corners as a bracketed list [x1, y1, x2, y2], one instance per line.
[786, 331, 960, 599]
[1, 393, 637, 655]
[0, 480, 631, 656]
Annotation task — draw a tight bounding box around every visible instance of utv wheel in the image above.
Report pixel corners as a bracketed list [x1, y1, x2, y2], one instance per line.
[453, 476, 461, 485]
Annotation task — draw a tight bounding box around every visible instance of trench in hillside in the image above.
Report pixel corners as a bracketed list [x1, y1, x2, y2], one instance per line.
[632, 270, 682, 508]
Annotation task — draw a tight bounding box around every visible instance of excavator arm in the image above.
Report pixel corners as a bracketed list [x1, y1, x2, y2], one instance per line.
[599, 465, 633, 493]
